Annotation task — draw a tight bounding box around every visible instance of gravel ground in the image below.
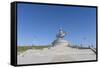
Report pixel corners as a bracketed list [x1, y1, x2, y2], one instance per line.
[17, 45, 96, 65]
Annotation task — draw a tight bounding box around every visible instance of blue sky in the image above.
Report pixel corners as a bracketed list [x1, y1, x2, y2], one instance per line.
[17, 3, 96, 47]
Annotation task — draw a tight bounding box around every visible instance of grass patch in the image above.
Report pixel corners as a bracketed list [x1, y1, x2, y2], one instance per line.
[17, 45, 51, 53]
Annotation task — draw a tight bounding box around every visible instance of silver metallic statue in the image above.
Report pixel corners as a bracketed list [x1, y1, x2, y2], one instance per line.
[52, 27, 68, 46]
[56, 27, 66, 38]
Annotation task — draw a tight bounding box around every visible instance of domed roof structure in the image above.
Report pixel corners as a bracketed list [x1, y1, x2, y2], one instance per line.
[52, 28, 69, 46]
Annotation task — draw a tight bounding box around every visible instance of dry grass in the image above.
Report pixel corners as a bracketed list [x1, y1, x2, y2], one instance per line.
[17, 45, 51, 53]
